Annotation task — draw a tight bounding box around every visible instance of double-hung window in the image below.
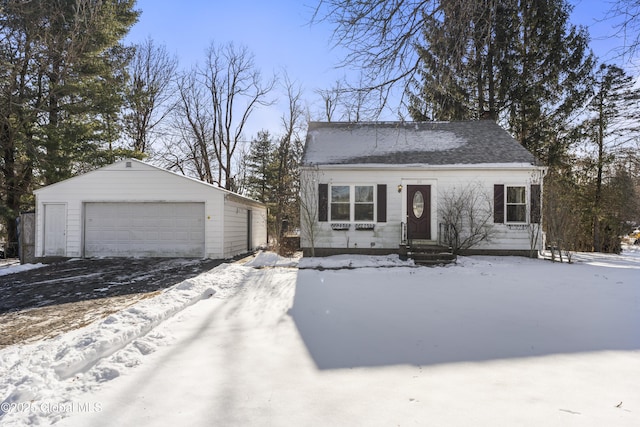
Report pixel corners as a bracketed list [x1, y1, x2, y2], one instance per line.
[329, 185, 375, 222]
[506, 186, 527, 223]
[354, 186, 374, 221]
[330, 186, 350, 221]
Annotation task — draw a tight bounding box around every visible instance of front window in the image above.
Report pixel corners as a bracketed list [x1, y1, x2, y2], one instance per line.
[331, 185, 350, 221]
[354, 186, 374, 221]
[329, 184, 376, 222]
[506, 186, 526, 222]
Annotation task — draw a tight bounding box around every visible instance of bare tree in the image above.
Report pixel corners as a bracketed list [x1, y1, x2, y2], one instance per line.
[312, 1, 435, 101]
[230, 141, 250, 195]
[342, 73, 387, 122]
[163, 42, 274, 189]
[124, 38, 178, 154]
[300, 166, 323, 256]
[438, 183, 495, 254]
[543, 171, 579, 262]
[172, 70, 216, 184]
[314, 73, 387, 122]
[201, 42, 275, 190]
[608, 0, 640, 60]
[272, 73, 306, 253]
[315, 80, 343, 122]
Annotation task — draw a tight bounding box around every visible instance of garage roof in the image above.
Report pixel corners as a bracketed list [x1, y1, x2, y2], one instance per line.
[34, 158, 264, 208]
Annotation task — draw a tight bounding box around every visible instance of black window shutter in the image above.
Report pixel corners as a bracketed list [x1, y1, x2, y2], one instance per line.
[494, 184, 504, 223]
[318, 183, 328, 222]
[530, 184, 541, 224]
[377, 184, 387, 223]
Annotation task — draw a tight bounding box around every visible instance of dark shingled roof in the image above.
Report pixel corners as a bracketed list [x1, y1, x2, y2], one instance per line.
[302, 121, 541, 166]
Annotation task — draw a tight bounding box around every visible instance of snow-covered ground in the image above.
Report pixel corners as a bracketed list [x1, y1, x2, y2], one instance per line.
[1, 248, 639, 426]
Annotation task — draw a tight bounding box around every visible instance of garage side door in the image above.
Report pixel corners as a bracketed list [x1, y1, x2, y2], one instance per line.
[84, 202, 205, 257]
[43, 203, 66, 256]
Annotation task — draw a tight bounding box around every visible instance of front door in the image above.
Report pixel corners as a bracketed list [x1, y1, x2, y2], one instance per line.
[407, 185, 431, 240]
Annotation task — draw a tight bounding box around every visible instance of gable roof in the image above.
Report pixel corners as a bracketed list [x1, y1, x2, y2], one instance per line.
[302, 121, 540, 167]
[34, 158, 264, 207]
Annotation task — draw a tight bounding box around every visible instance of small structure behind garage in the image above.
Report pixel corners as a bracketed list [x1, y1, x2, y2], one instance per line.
[33, 159, 267, 260]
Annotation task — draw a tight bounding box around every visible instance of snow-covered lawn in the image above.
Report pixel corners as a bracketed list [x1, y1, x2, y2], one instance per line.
[1, 248, 639, 426]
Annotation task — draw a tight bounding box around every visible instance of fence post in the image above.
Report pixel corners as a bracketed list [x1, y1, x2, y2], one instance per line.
[19, 212, 36, 264]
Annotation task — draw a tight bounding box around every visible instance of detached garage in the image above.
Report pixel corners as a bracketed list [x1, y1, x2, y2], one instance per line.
[34, 159, 267, 259]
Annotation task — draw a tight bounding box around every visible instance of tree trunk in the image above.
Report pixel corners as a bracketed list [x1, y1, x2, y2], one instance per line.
[593, 100, 605, 252]
[2, 134, 19, 249]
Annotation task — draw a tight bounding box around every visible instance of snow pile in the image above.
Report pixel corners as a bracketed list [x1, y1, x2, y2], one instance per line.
[0, 263, 44, 276]
[0, 262, 250, 425]
[299, 253, 415, 269]
[243, 250, 299, 268]
[244, 251, 415, 269]
[50, 278, 216, 381]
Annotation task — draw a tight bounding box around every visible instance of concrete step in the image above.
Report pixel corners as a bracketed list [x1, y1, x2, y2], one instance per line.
[409, 252, 456, 266]
[399, 243, 457, 266]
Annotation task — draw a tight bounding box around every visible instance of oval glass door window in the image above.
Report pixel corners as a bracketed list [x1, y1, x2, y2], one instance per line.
[412, 191, 424, 218]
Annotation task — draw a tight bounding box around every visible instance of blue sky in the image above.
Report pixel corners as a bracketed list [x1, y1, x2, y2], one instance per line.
[126, 0, 345, 136]
[125, 1, 341, 77]
[125, 0, 635, 137]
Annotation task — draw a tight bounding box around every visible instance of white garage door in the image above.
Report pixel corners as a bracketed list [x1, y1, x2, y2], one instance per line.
[84, 202, 205, 257]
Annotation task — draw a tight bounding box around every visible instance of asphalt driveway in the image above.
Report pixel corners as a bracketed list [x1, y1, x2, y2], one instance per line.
[0, 258, 225, 314]
[0, 258, 226, 347]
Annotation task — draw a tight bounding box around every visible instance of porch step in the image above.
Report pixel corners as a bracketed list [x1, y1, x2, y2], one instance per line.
[399, 243, 457, 266]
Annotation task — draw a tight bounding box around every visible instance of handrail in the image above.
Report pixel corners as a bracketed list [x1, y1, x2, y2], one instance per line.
[438, 223, 452, 247]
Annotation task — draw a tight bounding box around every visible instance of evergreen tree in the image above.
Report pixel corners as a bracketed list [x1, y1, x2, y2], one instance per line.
[406, 0, 594, 166]
[245, 130, 275, 203]
[505, 0, 594, 167]
[0, 0, 139, 246]
[408, 1, 490, 121]
[577, 64, 640, 251]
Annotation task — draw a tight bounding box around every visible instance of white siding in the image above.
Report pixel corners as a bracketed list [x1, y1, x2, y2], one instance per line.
[301, 166, 544, 253]
[223, 200, 249, 257]
[250, 205, 268, 251]
[221, 197, 267, 258]
[34, 160, 265, 259]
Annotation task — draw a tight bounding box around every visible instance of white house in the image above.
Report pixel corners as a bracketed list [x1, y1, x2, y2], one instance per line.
[33, 159, 267, 259]
[300, 121, 547, 258]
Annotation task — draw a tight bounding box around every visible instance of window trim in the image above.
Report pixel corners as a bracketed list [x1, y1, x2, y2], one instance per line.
[505, 185, 527, 224]
[328, 184, 377, 223]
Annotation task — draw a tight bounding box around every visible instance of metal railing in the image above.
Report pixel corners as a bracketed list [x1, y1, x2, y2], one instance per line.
[438, 223, 454, 247]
